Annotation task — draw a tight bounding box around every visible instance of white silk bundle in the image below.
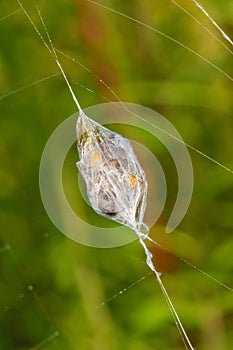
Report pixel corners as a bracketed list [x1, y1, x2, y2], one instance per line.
[76, 111, 148, 235]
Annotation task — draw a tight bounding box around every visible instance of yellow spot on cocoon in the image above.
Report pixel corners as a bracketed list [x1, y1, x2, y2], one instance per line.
[129, 175, 138, 188]
[87, 131, 92, 144]
[91, 151, 101, 167]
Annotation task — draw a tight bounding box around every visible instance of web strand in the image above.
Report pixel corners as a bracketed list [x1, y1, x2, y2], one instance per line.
[171, 0, 233, 55]
[33, 0, 83, 113]
[146, 235, 233, 292]
[0, 8, 21, 22]
[86, 0, 233, 82]
[56, 49, 126, 109]
[138, 236, 194, 350]
[97, 231, 232, 310]
[29, 331, 60, 350]
[190, 0, 233, 47]
[105, 101, 233, 175]
[16, 0, 83, 113]
[0, 73, 59, 100]
[97, 273, 151, 308]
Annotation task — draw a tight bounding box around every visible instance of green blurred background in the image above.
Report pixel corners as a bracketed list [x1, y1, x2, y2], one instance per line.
[0, 0, 233, 349]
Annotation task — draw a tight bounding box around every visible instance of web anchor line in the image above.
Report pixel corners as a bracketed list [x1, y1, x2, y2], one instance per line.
[191, 0, 233, 47]
[16, 0, 83, 114]
[137, 228, 195, 350]
[171, 0, 233, 55]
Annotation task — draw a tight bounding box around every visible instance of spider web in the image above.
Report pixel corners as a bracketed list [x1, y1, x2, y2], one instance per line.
[0, 0, 233, 349]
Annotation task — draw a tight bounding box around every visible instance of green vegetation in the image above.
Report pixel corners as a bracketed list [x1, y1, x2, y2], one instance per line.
[0, 0, 232, 349]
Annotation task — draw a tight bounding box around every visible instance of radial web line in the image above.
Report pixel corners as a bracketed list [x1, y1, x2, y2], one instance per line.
[0, 73, 59, 100]
[16, 0, 83, 113]
[0, 8, 21, 22]
[98, 230, 232, 309]
[190, 0, 233, 46]
[106, 101, 233, 175]
[97, 273, 150, 308]
[86, 0, 233, 82]
[56, 48, 126, 109]
[146, 236, 233, 292]
[33, 0, 83, 113]
[138, 236, 194, 350]
[29, 331, 60, 350]
[171, 0, 233, 55]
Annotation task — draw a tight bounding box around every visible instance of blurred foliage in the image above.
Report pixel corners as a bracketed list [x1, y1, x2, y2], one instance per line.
[0, 0, 233, 349]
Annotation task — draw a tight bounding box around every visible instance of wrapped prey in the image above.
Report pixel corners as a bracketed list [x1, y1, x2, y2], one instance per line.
[76, 111, 148, 236]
